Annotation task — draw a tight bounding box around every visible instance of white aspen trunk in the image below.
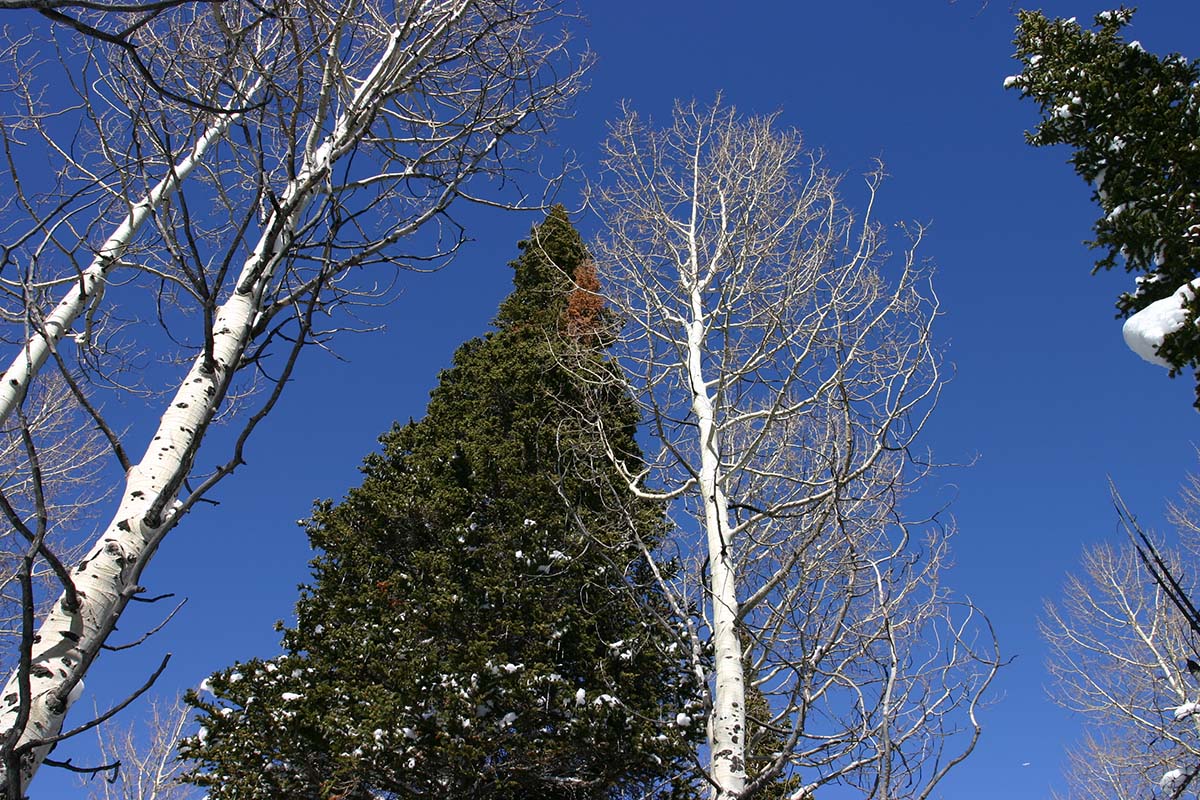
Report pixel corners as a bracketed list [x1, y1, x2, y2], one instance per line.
[0, 284, 260, 791]
[686, 287, 746, 799]
[0, 106, 250, 428]
[703, 460, 746, 800]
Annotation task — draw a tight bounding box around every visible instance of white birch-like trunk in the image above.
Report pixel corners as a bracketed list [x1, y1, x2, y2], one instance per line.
[701, 439, 746, 800]
[686, 285, 746, 798]
[0, 107, 249, 428]
[0, 284, 259, 791]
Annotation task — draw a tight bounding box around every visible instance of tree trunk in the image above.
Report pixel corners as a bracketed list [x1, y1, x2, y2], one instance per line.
[686, 288, 746, 798]
[0, 279, 261, 794]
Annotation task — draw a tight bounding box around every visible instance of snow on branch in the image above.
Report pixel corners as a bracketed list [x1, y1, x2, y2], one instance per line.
[1123, 280, 1200, 368]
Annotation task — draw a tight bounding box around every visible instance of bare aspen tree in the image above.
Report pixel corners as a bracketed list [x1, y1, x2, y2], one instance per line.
[0, 0, 586, 794]
[589, 100, 1000, 799]
[1044, 481, 1200, 800]
[82, 696, 196, 800]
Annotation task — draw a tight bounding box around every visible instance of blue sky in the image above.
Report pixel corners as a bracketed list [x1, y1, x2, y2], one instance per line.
[33, 1, 1200, 797]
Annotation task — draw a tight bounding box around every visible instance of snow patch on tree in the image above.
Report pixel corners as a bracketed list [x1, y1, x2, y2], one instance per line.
[1161, 767, 1187, 791]
[1122, 280, 1199, 366]
[1173, 701, 1200, 720]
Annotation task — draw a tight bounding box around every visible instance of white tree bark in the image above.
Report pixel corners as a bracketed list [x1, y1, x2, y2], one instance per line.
[687, 278, 747, 796]
[0, 200, 269, 792]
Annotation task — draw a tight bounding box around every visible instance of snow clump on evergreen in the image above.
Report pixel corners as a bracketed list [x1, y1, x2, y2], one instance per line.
[1123, 279, 1200, 366]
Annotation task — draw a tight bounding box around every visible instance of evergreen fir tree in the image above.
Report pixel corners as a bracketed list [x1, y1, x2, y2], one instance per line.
[1007, 9, 1200, 402]
[181, 208, 702, 799]
[740, 640, 802, 798]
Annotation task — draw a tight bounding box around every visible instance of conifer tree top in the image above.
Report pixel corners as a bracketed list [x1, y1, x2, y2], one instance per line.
[496, 205, 586, 332]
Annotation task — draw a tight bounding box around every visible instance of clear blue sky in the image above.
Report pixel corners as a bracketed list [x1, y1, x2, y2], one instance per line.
[37, 2, 1200, 797]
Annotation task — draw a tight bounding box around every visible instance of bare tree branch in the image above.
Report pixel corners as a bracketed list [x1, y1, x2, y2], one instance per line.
[1045, 480, 1200, 800]
[81, 694, 196, 800]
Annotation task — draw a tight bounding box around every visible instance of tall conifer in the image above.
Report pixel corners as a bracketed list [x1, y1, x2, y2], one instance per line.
[1008, 10, 1200, 401]
[181, 209, 701, 799]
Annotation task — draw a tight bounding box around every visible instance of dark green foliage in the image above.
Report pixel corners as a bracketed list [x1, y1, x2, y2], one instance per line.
[1008, 8, 1200, 403]
[181, 208, 702, 799]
